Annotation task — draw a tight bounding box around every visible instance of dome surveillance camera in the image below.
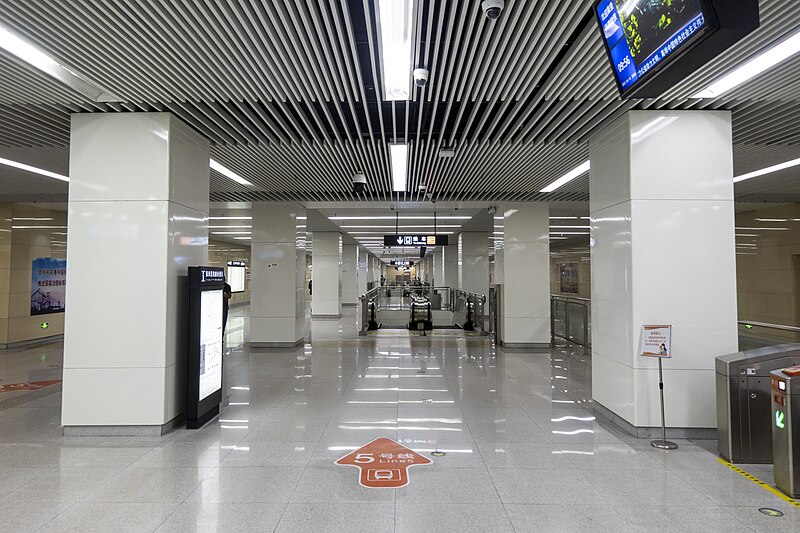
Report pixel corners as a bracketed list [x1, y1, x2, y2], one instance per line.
[413, 68, 429, 87]
[481, 0, 504, 19]
[352, 173, 366, 194]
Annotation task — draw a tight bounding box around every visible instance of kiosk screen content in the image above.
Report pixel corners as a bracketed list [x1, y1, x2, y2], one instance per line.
[198, 289, 223, 401]
[227, 264, 246, 293]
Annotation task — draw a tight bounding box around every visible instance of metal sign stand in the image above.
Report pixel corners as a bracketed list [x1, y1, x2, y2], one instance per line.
[651, 357, 678, 450]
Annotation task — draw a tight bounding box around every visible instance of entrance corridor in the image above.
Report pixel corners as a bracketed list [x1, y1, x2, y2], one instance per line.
[0, 308, 796, 532]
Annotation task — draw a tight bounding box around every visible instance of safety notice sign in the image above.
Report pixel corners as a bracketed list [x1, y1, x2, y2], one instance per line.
[640, 325, 672, 358]
[335, 437, 432, 488]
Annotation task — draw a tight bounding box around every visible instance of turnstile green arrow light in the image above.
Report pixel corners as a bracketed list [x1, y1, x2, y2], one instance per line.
[775, 410, 785, 429]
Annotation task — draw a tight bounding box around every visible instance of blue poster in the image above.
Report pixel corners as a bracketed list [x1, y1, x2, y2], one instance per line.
[31, 258, 66, 316]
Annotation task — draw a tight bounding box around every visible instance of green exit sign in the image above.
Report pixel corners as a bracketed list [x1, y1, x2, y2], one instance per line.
[40, 322, 49, 329]
[775, 410, 785, 429]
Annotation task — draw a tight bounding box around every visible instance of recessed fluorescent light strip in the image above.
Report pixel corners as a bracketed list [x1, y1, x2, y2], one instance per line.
[693, 30, 800, 99]
[209, 159, 253, 186]
[0, 24, 120, 102]
[377, 0, 414, 101]
[0, 157, 69, 182]
[734, 157, 800, 183]
[390, 144, 409, 192]
[329, 216, 470, 220]
[540, 161, 590, 193]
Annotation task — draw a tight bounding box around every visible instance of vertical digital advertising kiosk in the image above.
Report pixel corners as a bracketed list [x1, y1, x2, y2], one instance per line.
[187, 266, 225, 429]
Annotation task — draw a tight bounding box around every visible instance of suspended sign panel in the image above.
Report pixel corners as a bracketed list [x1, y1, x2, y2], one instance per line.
[383, 235, 449, 247]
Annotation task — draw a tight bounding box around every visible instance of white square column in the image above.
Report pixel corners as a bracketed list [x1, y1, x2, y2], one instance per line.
[496, 204, 550, 348]
[311, 232, 342, 318]
[458, 232, 489, 296]
[357, 247, 368, 296]
[342, 244, 358, 306]
[589, 110, 738, 434]
[63, 113, 210, 434]
[435, 244, 458, 289]
[250, 203, 306, 349]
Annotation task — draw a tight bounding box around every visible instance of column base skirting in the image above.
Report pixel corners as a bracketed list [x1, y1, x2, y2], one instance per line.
[311, 314, 341, 320]
[342, 303, 358, 307]
[499, 341, 551, 350]
[0, 334, 64, 350]
[63, 414, 184, 437]
[592, 400, 716, 440]
[250, 339, 305, 350]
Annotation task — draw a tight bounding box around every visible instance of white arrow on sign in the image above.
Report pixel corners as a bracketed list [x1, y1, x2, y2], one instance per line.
[397, 237, 403, 245]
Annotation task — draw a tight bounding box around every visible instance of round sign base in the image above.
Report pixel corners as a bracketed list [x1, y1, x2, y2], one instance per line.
[651, 439, 678, 450]
[758, 508, 784, 517]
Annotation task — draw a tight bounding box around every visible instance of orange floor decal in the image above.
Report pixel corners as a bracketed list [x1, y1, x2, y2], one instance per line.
[0, 379, 62, 393]
[336, 437, 432, 488]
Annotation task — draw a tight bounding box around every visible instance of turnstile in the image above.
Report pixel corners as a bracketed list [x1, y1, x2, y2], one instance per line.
[771, 366, 800, 498]
[716, 344, 800, 463]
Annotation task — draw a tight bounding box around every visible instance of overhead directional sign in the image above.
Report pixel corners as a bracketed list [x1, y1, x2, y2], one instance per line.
[335, 437, 432, 488]
[383, 235, 449, 247]
[391, 260, 414, 267]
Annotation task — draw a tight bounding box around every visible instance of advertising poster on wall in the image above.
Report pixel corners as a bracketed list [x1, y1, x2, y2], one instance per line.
[559, 263, 579, 294]
[31, 258, 66, 316]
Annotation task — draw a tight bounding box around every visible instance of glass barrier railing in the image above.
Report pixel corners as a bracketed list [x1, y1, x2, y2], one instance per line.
[737, 320, 800, 350]
[551, 295, 591, 347]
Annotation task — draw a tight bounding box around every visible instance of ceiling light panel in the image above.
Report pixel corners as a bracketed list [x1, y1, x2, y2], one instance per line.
[377, 0, 414, 101]
[0, 156, 69, 182]
[390, 144, 409, 192]
[734, 156, 800, 183]
[540, 161, 591, 193]
[0, 23, 120, 102]
[692, 30, 800, 99]
[210, 159, 253, 186]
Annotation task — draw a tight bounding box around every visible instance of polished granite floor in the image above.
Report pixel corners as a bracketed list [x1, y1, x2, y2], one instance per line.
[0, 306, 797, 532]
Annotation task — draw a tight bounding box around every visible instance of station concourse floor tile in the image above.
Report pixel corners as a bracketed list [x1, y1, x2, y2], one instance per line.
[0, 307, 794, 532]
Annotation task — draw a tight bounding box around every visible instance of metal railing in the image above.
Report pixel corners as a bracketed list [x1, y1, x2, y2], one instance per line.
[738, 320, 800, 350]
[551, 294, 591, 347]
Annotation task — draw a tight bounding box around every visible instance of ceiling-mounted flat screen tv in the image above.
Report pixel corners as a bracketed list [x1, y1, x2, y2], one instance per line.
[594, 0, 759, 98]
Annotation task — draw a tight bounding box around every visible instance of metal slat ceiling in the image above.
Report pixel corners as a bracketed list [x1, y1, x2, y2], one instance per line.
[0, 0, 798, 205]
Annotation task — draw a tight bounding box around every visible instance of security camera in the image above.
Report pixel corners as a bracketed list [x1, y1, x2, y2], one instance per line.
[390, 205, 396, 211]
[488, 206, 497, 215]
[481, 0, 504, 19]
[353, 172, 366, 194]
[413, 68, 429, 87]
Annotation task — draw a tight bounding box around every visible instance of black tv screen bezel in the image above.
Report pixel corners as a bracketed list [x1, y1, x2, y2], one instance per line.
[593, 0, 721, 98]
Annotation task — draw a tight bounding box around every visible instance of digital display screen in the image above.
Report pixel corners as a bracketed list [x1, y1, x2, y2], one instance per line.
[596, 0, 709, 93]
[198, 289, 223, 401]
[227, 263, 246, 293]
[779, 381, 786, 391]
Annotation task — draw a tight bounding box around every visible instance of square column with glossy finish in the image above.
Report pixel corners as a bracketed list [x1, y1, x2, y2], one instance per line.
[311, 232, 342, 318]
[458, 232, 489, 297]
[250, 203, 307, 349]
[496, 204, 550, 348]
[589, 110, 738, 434]
[342, 244, 358, 306]
[63, 113, 210, 435]
[435, 244, 458, 290]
